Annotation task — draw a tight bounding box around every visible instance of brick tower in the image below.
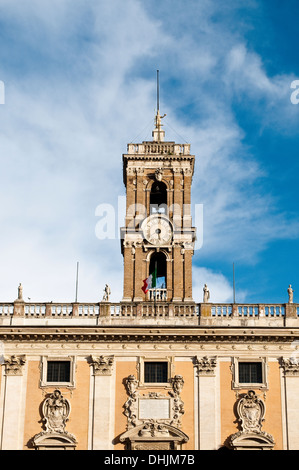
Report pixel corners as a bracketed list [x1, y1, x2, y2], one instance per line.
[120, 106, 196, 303]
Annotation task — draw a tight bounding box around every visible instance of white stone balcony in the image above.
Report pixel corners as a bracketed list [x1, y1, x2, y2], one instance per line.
[148, 288, 167, 301]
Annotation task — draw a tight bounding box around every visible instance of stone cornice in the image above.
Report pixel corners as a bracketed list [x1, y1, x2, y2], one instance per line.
[123, 154, 195, 161]
[0, 326, 298, 344]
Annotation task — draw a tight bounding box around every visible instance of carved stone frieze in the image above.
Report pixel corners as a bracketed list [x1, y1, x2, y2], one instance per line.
[90, 355, 114, 376]
[4, 354, 26, 376]
[193, 355, 217, 376]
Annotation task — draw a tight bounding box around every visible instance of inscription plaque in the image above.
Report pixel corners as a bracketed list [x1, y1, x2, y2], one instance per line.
[139, 398, 170, 420]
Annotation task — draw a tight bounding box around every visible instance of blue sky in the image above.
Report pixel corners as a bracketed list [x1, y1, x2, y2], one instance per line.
[0, 0, 298, 304]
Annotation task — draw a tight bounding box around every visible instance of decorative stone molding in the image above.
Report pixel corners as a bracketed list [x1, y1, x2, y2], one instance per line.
[42, 389, 70, 433]
[32, 430, 77, 450]
[32, 389, 77, 450]
[89, 355, 114, 376]
[193, 356, 217, 376]
[121, 374, 188, 450]
[237, 390, 265, 433]
[123, 373, 186, 430]
[154, 168, 163, 181]
[0, 326, 297, 343]
[124, 375, 139, 428]
[281, 357, 299, 376]
[125, 374, 139, 396]
[171, 374, 184, 395]
[231, 357, 268, 390]
[40, 356, 76, 388]
[182, 167, 192, 176]
[3, 354, 26, 376]
[137, 356, 174, 386]
[230, 390, 274, 450]
[119, 423, 189, 450]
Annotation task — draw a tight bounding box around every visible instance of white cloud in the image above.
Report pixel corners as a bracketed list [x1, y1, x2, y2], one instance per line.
[192, 266, 247, 304]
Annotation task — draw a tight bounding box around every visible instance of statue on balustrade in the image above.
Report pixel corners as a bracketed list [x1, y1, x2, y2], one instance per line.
[203, 284, 210, 303]
[103, 284, 111, 302]
[288, 284, 294, 304]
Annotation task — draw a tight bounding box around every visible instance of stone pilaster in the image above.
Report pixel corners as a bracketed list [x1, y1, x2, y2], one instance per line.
[89, 356, 115, 450]
[1, 355, 26, 450]
[194, 356, 219, 450]
[281, 357, 299, 449]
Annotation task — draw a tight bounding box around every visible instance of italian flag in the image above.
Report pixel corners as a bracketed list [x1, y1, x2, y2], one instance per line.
[141, 267, 157, 293]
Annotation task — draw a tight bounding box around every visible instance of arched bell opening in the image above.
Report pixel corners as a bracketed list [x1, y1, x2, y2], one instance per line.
[150, 181, 167, 215]
[148, 251, 167, 301]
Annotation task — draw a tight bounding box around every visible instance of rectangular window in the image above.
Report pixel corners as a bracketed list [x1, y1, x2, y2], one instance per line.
[144, 362, 168, 383]
[239, 362, 263, 384]
[47, 361, 71, 383]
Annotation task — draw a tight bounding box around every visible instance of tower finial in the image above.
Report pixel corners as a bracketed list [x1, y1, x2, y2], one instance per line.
[153, 70, 166, 142]
[157, 69, 159, 112]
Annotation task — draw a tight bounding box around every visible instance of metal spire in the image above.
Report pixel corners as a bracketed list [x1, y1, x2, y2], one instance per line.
[152, 70, 166, 142]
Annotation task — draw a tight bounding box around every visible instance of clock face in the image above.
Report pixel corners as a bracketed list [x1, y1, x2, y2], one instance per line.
[142, 215, 172, 245]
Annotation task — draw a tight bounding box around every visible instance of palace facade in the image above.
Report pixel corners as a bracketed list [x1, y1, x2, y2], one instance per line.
[0, 108, 298, 450]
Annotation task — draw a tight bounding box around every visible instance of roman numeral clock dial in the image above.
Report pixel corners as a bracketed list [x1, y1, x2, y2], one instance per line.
[142, 215, 173, 246]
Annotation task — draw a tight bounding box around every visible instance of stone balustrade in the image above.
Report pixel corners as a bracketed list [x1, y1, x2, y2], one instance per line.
[0, 299, 298, 326]
[148, 288, 167, 301]
[126, 142, 191, 156]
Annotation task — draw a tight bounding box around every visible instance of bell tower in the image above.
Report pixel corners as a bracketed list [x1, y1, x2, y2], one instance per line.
[120, 80, 196, 303]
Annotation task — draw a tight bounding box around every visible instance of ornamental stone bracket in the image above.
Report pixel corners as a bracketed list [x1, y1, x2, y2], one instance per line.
[229, 390, 274, 450]
[89, 355, 114, 376]
[3, 354, 26, 376]
[193, 355, 217, 376]
[32, 389, 77, 450]
[280, 357, 299, 376]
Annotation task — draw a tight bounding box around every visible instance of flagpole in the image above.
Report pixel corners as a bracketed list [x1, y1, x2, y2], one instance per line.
[157, 70, 159, 112]
[233, 262, 236, 304]
[75, 261, 79, 303]
[154, 260, 158, 315]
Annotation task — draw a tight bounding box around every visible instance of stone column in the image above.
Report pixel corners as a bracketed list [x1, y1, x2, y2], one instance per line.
[194, 356, 219, 450]
[89, 356, 115, 450]
[1, 355, 26, 450]
[281, 358, 299, 449]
